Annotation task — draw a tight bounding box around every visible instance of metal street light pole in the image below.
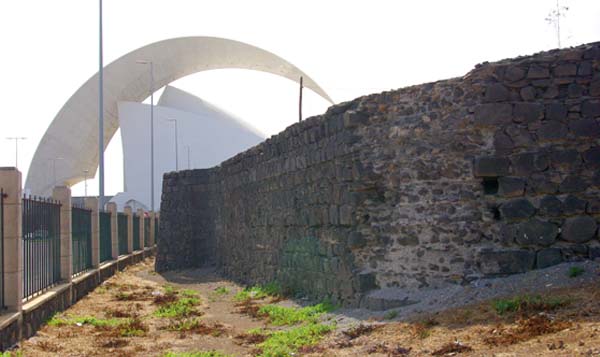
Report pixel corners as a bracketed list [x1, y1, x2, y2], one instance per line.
[167, 119, 178, 171]
[185, 145, 190, 169]
[136, 60, 155, 211]
[6, 137, 26, 169]
[98, 0, 105, 207]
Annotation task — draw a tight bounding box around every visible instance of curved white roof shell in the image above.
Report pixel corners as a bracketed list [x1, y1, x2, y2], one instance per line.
[111, 86, 265, 210]
[26, 36, 334, 196]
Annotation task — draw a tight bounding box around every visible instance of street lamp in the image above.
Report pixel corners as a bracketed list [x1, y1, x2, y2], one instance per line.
[136, 59, 155, 212]
[166, 118, 179, 171]
[185, 145, 191, 169]
[98, 0, 105, 209]
[6, 137, 26, 169]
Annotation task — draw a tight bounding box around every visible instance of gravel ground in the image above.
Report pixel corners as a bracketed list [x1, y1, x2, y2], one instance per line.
[330, 259, 600, 328]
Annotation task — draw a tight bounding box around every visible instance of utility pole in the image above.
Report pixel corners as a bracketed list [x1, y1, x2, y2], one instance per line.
[98, 0, 105, 207]
[167, 119, 179, 171]
[299, 76, 303, 122]
[185, 145, 191, 169]
[6, 137, 26, 169]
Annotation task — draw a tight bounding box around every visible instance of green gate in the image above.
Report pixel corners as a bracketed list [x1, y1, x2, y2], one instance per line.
[72, 205, 92, 276]
[118, 213, 128, 255]
[99, 210, 112, 262]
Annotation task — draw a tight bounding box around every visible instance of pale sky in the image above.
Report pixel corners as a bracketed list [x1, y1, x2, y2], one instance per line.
[0, 0, 599, 196]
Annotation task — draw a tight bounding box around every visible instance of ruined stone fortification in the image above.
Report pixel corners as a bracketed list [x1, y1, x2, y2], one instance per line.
[156, 42, 600, 307]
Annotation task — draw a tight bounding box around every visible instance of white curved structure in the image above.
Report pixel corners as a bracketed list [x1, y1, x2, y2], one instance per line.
[111, 86, 264, 210]
[26, 37, 334, 196]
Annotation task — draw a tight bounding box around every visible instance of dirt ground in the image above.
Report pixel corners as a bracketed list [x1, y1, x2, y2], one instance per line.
[11, 257, 600, 356]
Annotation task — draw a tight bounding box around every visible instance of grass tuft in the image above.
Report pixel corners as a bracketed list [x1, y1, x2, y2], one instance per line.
[258, 301, 334, 326]
[257, 323, 333, 357]
[234, 282, 282, 302]
[492, 295, 570, 315]
[568, 266, 585, 278]
[384, 310, 399, 320]
[154, 296, 201, 318]
[163, 351, 232, 357]
[214, 287, 230, 296]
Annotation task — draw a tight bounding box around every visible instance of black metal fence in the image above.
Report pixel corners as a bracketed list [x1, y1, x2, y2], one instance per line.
[144, 216, 151, 247]
[118, 213, 128, 255]
[133, 214, 140, 251]
[99, 210, 112, 263]
[1, 189, 5, 309]
[22, 195, 61, 301]
[71, 205, 92, 276]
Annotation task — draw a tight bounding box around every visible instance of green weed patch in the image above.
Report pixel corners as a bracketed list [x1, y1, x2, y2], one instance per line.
[257, 323, 333, 357]
[258, 301, 334, 326]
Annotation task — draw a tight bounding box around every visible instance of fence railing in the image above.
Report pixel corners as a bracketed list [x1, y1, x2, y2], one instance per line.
[22, 195, 61, 301]
[144, 216, 151, 247]
[99, 211, 112, 263]
[0, 189, 5, 309]
[72, 205, 92, 276]
[118, 212, 128, 255]
[133, 214, 140, 251]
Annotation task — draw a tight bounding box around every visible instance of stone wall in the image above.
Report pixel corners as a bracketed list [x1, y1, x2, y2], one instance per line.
[156, 42, 600, 306]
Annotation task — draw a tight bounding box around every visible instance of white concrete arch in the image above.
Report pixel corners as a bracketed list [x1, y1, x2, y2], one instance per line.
[26, 36, 334, 196]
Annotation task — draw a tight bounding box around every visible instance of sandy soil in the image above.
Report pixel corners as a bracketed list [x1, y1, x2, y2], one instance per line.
[11, 257, 600, 356]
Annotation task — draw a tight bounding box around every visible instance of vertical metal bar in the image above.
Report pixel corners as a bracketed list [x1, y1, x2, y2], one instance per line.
[98, 0, 105, 205]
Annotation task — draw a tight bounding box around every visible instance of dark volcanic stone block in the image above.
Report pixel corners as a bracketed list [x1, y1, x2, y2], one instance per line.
[539, 195, 563, 217]
[537, 121, 568, 142]
[583, 147, 600, 168]
[545, 103, 568, 121]
[511, 153, 549, 176]
[516, 219, 558, 246]
[474, 103, 512, 126]
[480, 250, 536, 274]
[513, 102, 544, 123]
[582, 100, 600, 118]
[498, 177, 525, 197]
[528, 65, 550, 79]
[484, 83, 511, 102]
[559, 176, 587, 193]
[499, 199, 536, 221]
[569, 118, 600, 137]
[561, 216, 598, 243]
[536, 248, 563, 269]
[563, 195, 587, 215]
[473, 157, 510, 177]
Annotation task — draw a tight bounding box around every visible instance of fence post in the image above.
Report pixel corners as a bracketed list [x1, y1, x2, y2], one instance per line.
[137, 208, 145, 250]
[124, 205, 133, 254]
[149, 211, 155, 247]
[0, 167, 22, 312]
[84, 197, 99, 269]
[52, 186, 72, 283]
[106, 202, 118, 260]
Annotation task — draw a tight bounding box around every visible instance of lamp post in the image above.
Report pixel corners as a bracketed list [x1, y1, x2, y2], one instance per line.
[185, 145, 191, 169]
[6, 137, 26, 169]
[98, 0, 105, 208]
[166, 119, 179, 171]
[136, 60, 155, 211]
